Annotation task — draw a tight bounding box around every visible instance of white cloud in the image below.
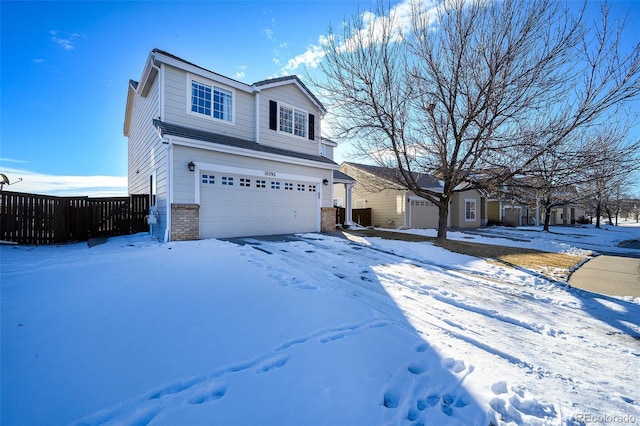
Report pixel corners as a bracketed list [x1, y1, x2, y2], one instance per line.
[234, 65, 247, 80]
[263, 28, 275, 41]
[281, 42, 326, 74]
[50, 30, 84, 50]
[280, 0, 440, 74]
[0, 167, 127, 197]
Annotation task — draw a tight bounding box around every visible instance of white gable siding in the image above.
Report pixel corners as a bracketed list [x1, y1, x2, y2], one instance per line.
[162, 65, 255, 141]
[258, 84, 320, 156]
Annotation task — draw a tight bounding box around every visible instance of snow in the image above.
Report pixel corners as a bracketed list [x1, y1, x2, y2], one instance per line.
[1, 222, 639, 425]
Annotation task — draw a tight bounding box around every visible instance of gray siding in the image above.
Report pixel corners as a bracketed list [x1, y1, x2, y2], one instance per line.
[127, 77, 169, 240]
[163, 65, 255, 141]
[257, 84, 320, 156]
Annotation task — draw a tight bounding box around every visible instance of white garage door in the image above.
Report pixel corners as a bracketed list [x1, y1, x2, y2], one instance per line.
[409, 199, 439, 229]
[199, 170, 319, 239]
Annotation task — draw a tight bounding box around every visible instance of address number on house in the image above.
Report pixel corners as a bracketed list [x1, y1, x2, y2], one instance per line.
[264, 171, 277, 177]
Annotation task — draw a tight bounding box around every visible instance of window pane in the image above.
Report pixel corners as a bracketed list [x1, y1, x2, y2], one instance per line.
[294, 110, 306, 137]
[279, 106, 293, 134]
[213, 87, 232, 121]
[191, 80, 212, 116]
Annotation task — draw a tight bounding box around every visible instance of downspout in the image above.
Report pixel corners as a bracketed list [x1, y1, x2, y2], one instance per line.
[155, 63, 163, 121]
[165, 139, 173, 242]
[155, 62, 172, 242]
[255, 91, 260, 144]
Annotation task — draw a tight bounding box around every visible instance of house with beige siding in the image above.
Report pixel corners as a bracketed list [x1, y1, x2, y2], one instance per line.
[124, 49, 338, 241]
[334, 162, 486, 229]
[487, 198, 533, 226]
[485, 182, 589, 227]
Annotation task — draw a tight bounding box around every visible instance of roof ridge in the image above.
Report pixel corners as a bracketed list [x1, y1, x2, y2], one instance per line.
[151, 48, 251, 88]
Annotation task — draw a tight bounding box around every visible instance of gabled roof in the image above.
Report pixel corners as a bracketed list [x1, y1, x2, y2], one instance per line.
[154, 120, 337, 167]
[343, 162, 442, 190]
[125, 49, 327, 136]
[148, 49, 325, 112]
[152, 49, 253, 91]
[254, 75, 326, 114]
[333, 170, 356, 183]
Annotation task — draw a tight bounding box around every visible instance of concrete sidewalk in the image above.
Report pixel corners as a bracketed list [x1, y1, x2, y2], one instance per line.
[569, 255, 640, 298]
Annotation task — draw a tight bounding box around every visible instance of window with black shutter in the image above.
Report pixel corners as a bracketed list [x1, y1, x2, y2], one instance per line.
[269, 100, 278, 130]
[308, 114, 315, 140]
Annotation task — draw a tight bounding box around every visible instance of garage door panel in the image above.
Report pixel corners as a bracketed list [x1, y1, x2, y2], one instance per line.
[409, 199, 439, 229]
[199, 170, 318, 239]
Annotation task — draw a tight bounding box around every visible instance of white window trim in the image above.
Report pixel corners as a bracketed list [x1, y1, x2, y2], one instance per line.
[186, 73, 235, 125]
[465, 199, 477, 222]
[277, 101, 308, 140]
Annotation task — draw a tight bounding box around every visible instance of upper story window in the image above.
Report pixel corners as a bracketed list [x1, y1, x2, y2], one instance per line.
[189, 77, 233, 123]
[278, 104, 307, 138]
[270, 100, 315, 140]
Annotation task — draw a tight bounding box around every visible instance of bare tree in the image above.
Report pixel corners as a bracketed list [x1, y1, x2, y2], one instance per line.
[313, 0, 640, 239]
[578, 130, 640, 227]
[515, 148, 586, 232]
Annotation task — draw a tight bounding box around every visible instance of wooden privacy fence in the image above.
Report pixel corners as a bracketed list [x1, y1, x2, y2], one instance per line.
[0, 191, 149, 245]
[336, 207, 372, 227]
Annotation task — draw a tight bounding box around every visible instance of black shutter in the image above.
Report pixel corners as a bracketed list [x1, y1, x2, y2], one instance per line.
[308, 113, 315, 140]
[269, 100, 277, 130]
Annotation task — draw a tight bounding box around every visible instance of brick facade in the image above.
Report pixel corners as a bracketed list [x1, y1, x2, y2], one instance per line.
[171, 203, 199, 241]
[321, 207, 337, 233]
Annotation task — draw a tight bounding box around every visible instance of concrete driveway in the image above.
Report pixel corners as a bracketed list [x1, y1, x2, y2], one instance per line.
[569, 255, 640, 298]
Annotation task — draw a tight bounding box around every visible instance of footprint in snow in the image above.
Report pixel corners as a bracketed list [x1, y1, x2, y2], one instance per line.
[257, 355, 290, 373]
[441, 357, 466, 374]
[489, 385, 557, 424]
[415, 342, 429, 353]
[407, 360, 429, 375]
[189, 382, 228, 405]
[491, 381, 509, 395]
[149, 376, 205, 400]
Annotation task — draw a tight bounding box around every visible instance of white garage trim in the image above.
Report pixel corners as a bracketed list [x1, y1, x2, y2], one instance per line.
[195, 161, 323, 237]
[192, 161, 323, 205]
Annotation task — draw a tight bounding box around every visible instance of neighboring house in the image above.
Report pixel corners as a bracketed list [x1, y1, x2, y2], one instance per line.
[535, 204, 588, 226]
[487, 195, 534, 226]
[486, 183, 588, 226]
[334, 162, 486, 229]
[124, 49, 338, 241]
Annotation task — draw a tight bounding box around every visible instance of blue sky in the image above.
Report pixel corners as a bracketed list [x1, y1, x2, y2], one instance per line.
[1, 0, 375, 195]
[1, 0, 639, 196]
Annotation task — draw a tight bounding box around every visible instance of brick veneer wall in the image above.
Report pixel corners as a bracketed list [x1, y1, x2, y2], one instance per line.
[321, 207, 337, 233]
[171, 203, 199, 241]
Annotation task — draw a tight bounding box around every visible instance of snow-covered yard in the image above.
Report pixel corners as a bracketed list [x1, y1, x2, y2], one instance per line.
[1, 223, 639, 425]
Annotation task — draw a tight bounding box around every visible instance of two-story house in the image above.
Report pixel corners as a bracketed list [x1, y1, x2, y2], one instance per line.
[124, 49, 338, 241]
